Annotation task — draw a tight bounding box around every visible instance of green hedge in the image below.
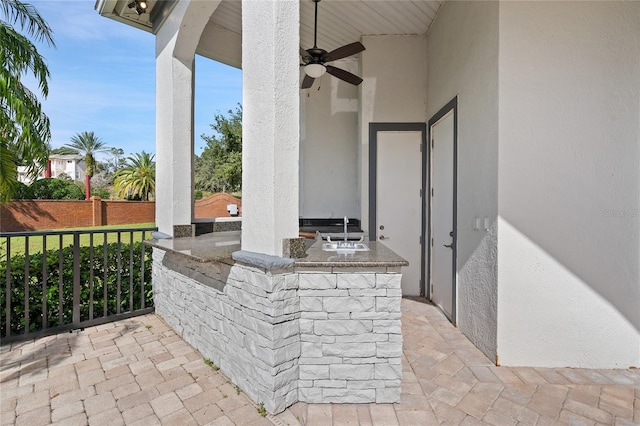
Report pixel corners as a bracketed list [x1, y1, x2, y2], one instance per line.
[0, 241, 153, 337]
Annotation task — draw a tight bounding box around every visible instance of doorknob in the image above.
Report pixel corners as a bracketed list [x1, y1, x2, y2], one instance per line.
[379, 235, 388, 240]
[443, 243, 453, 249]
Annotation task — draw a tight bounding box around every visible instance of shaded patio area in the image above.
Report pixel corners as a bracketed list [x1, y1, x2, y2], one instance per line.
[1, 298, 638, 425]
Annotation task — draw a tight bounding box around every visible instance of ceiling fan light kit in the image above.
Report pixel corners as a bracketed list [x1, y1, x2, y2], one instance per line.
[300, 0, 365, 89]
[304, 63, 326, 78]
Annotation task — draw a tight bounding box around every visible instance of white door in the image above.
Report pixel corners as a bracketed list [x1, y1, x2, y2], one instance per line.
[430, 112, 455, 320]
[377, 131, 422, 296]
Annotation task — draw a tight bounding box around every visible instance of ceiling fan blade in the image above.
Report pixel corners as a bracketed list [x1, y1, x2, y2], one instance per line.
[324, 42, 365, 62]
[300, 47, 312, 63]
[326, 65, 363, 86]
[301, 74, 315, 89]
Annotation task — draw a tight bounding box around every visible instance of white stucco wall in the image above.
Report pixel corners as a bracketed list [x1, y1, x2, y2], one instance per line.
[426, 1, 499, 363]
[155, 0, 222, 236]
[155, 31, 195, 236]
[497, 1, 640, 368]
[299, 60, 360, 219]
[359, 35, 427, 235]
[241, 0, 300, 256]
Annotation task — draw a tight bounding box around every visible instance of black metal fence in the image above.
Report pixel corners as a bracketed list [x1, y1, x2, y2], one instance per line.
[0, 227, 157, 342]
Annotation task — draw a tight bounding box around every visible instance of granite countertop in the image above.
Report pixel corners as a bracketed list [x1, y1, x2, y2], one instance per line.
[295, 239, 409, 268]
[146, 231, 408, 268]
[145, 231, 241, 263]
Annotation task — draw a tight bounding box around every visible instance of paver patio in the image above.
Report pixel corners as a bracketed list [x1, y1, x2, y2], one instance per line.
[1, 298, 638, 425]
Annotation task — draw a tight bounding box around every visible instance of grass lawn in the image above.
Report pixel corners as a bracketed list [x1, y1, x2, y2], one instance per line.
[1, 223, 156, 258]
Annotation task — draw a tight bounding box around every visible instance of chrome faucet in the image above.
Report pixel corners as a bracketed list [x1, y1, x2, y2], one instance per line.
[343, 216, 349, 243]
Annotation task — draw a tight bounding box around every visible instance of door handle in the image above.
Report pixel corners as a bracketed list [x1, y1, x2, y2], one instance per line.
[379, 235, 388, 240]
[443, 243, 453, 249]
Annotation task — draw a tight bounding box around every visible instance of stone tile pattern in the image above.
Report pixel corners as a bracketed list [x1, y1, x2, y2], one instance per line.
[297, 272, 403, 405]
[276, 298, 640, 425]
[152, 249, 403, 413]
[0, 313, 272, 426]
[153, 249, 300, 414]
[2, 299, 638, 425]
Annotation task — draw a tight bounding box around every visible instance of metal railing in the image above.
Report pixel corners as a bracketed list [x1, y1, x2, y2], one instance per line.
[0, 226, 157, 342]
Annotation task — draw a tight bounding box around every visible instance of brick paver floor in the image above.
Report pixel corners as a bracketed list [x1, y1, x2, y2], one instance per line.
[1, 298, 638, 425]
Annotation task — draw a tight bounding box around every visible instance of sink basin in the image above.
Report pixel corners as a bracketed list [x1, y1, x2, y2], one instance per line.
[322, 241, 370, 254]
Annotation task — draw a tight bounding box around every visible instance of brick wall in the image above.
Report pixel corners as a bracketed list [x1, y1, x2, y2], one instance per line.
[1, 193, 240, 231]
[194, 193, 242, 218]
[102, 200, 155, 226]
[0, 198, 155, 232]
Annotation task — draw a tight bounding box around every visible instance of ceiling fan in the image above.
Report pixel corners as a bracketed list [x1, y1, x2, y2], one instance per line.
[300, 0, 365, 89]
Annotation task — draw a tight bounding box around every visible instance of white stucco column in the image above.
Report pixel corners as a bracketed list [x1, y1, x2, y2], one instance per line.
[155, 0, 222, 237]
[241, 0, 300, 256]
[155, 49, 194, 236]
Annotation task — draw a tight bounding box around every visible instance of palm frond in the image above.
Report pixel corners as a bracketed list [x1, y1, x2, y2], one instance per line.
[0, 0, 54, 200]
[114, 151, 156, 201]
[0, 0, 54, 46]
[0, 141, 19, 202]
[66, 131, 110, 155]
[0, 22, 50, 95]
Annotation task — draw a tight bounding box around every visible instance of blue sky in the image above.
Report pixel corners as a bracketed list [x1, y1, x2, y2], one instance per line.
[28, 1, 242, 161]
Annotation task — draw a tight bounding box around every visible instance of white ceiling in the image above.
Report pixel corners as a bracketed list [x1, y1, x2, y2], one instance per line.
[211, 0, 442, 53]
[97, 0, 443, 58]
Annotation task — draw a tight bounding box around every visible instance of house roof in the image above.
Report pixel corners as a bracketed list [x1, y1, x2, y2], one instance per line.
[95, 0, 443, 68]
[49, 154, 84, 161]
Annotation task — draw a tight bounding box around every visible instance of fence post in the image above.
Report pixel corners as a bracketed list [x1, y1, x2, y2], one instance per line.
[92, 196, 103, 226]
[73, 233, 81, 326]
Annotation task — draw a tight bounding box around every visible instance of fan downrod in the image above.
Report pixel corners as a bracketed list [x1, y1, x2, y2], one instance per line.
[301, 0, 365, 89]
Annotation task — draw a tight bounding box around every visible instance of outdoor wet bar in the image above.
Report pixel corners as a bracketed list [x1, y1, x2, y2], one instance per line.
[146, 233, 408, 414]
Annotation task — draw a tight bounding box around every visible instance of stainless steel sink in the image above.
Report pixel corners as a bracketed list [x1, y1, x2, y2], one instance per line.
[320, 218, 370, 254]
[322, 241, 370, 254]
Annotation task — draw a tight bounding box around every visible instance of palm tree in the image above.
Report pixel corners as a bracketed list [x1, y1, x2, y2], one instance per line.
[0, 0, 55, 201]
[114, 151, 156, 201]
[65, 131, 109, 200]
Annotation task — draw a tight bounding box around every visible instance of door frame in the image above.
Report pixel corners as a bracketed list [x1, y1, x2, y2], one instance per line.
[369, 122, 428, 296]
[427, 97, 458, 323]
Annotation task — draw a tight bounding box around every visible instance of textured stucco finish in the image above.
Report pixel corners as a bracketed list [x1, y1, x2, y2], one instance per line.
[497, 1, 640, 368]
[426, 1, 500, 363]
[241, 0, 300, 256]
[426, 0, 640, 369]
[155, 0, 222, 236]
[299, 59, 360, 219]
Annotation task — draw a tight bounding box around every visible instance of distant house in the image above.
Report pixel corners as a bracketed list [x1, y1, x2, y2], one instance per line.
[17, 154, 86, 184]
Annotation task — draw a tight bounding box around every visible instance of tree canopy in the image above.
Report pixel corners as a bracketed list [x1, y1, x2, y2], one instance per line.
[194, 105, 242, 194]
[65, 131, 110, 200]
[0, 0, 55, 201]
[50, 146, 79, 155]
[65, 131, 109, 177]
[25, 178, 84, 200]
[113, 151, 156, 201]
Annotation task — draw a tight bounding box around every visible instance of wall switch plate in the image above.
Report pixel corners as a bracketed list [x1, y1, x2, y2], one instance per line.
[474, 218, 480, 230]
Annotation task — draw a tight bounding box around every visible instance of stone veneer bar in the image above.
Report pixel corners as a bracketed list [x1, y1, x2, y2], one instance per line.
[147, 232, 407, 414]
